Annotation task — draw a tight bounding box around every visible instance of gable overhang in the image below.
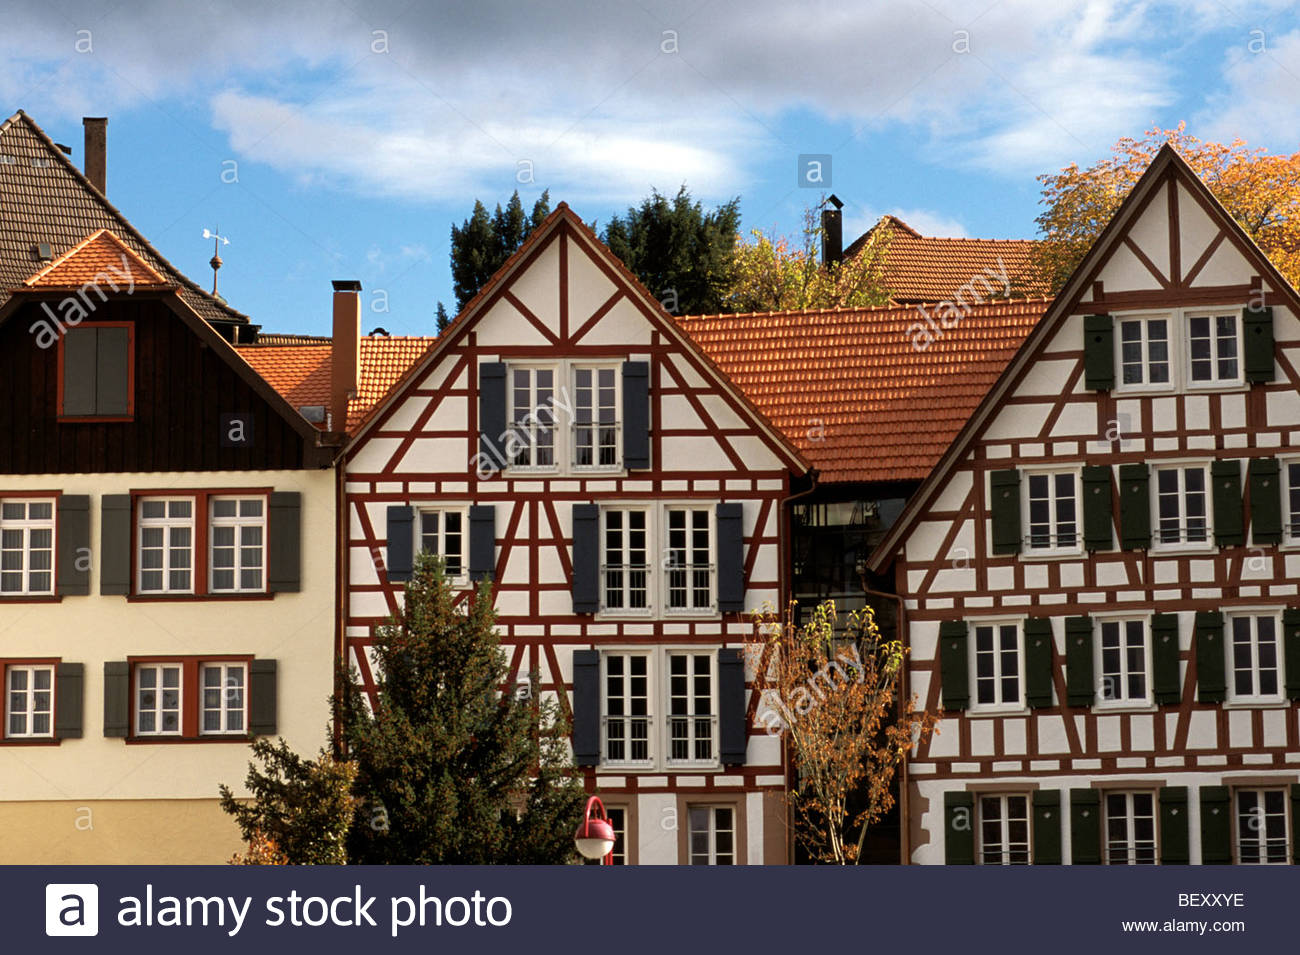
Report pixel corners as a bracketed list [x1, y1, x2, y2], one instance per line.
[866, 143, 1300, 575]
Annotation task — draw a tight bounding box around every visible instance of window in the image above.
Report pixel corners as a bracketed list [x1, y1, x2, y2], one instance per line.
[135, 663, 182, 735]
[418, 508, 466, 577]
[603, 653, 651, 765]
[584, 807, 628, 865]
[1286, 461, 1300, 544]
[209, 497, 265, 593]
[1118, 316, 1171, 387]
[688, 806, 735, 865]
[602, 509, 649, 612]
[1236, 789, 1288, 864]
[667, 652, 714, 765]
[1025, 471, 1079, 552]
[973, 623, 1022, 709]
[5, 665, 53, 738]
[1187, 313, 1240, 385]
[0, 499, 54, 595]
[1105, 792, 1157, 864]
[201, 663, 247, 735]
[1153, 465, 1209, 547]
[1228, 614, 1281, 702]
[666, 508, 714, 611]
[1098, 619, 1149, 705]
[509, 367, 556, 469]
[978, 794, 1030, 865]
[138, 498, 194, 593]
[573, 365, 619, 468]
[59, 323, 133, 418]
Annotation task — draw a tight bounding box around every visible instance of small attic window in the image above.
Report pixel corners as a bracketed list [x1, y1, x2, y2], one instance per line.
[299, 405, 326, 424]
[35, 242, 52, 261]
[29, 157, 53, 168]
[0, 155, 17, 165]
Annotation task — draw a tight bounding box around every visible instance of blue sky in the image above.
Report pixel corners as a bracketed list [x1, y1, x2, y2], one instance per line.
[5, 0, 1299, 335]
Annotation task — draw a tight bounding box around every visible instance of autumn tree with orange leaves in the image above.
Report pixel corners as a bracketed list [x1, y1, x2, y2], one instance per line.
[1033, 124, 1300, 292]
[749, 600, 937, 864]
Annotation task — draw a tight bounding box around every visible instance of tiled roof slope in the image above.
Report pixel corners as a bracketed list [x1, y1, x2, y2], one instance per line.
[846, 215, 1049, 304]
[237, 336, 435, 433]
[675, 298, 1050, 484]
[24, 229, 169, 288]
[0, 110, 248, 326]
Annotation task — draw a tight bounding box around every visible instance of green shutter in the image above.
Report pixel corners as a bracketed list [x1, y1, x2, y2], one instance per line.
[1083, 314, 1114, 390]
[1211, 460, 1243, 547]
[1032, 790, 1062, 865]
[1081, 465, 1113, 551]
[267, 491, 301, 593]
[1119, 464, 1150, 550]
[99, 494, 131, 595]
[1159, 786, 1189, 864]
[103, 661, 129, 737]
[944, 791, 975, 865]
[1151, 614, 1183, 705]
[1199, 785, 1232, 864]
[1243, 304, 1275, 383]
[1065, 616, 1094, 707]
[1283, 609, 1300, 701]
[56, 494, 91, 596]
[938, 620, 970, 711]
[989, 469, 1021, 555]
[1249, 458, 1282, 545]
[1292, 785, 1300, 865]
[1195, 611, 1226, 704]
[249, 659, 278, 736]
[1070, 788, 1101, 864]
[54, 662, 84, 740]
[1024, 617, 1054, 709]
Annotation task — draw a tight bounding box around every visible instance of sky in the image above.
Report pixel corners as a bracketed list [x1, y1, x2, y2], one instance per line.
[3, 0, 1299, 335]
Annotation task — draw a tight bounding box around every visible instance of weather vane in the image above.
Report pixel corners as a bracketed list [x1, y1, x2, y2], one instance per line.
[202, 226, 230, 296]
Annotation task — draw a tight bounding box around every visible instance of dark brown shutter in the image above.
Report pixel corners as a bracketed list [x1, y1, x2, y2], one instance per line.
[1159, 786, 1189, 864]
[1065, 616, 1094, 707]
[1024, 617, 1054, 709]
[938, 620, 970, 711]
[468, 504, 496, 581]
[1199, 785, 1232, 864]
[267, 491, 301, 593]
[1081, 465, 1113, 551]
[56, 494, 91, 596]
[1211, 459, 1243, 547]
[1151, 613, 1182, 704]
[1032, 790, 1062, 865]
[1283, 608, 1300, 701]
[1248, 457, 1282, 545]
[1069, 788, 1101, 864]
[1118, 464, 1150, 550]
[1194, 611, 1226, 704]
[1243, 304, 1275, 383]
[944, 791, 975, 865]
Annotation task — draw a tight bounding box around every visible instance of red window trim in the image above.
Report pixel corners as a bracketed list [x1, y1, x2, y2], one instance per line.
[0, 657, 61, 746]
[125, 654, 254, 743]
[56, 321, 136, 421]
[129, 489, 272, 600]
[0, 492, 61, 601]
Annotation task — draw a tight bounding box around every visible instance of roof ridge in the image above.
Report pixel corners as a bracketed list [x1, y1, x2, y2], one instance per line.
[677, 295, 1055, 322]
[24, 228, 171, 287]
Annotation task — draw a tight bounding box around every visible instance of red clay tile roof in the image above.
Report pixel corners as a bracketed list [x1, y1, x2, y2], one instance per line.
[675, 298, 1050, 484]
[24, 229, 169, 289]
[0, 110, 249, 328]
[846, 216, 1049, 304]
[237, 336, 434, 433]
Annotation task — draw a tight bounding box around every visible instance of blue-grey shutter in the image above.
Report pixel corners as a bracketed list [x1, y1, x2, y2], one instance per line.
[102, 661, 129, 737]
[716, 502, 745, 613]
[249, 659, 278, 736]
[54, 662, 84, 740]
[99, 494, 131, 595]
[386, 505, 415, 583]
[571, 504, 600, 613]
[96, 325, 131, 416]
[56, 494, 91, 596]
[63, 326, 97, 416]
[479, 362, 508, 469]
[622, 361, 650, 470]
[572, 649, 600, 766]
[719, 647, 747, 765]
[469, 504, 496, 581]
[267, 491, 301, 593]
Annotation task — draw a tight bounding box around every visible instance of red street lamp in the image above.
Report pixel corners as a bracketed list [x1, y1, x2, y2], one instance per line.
[574, 795, 616, 864]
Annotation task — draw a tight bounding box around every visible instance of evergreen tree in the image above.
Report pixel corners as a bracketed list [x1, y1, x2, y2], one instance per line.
[450, 190, 551, 308]
[342, 552, 584, 864]
[435, 301, 450, 334]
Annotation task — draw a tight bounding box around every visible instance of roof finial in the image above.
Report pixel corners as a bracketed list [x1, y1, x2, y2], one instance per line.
[202, 226, 230, 295]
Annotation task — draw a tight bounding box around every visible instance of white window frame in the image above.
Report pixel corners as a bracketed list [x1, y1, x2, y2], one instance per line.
[1235, 788, 1289, 865]
[571, 362, 622, 471]
[1151, 462, 1212, 552]
[1226, 611, 1284, 705]
[970, 621, 1024, 713]
[977, 793, 1031, 865]
[1104, 791, 1158, 865]
[687, 805, 736, 865]
[1283, 458, 1300, 547]
[208, 496, 267, 594]
[599, 507, 652, 616]
[601, 650, 654, 768]
[5, 664, 54, 739]
[1113, 307, 1249, 395]
[1021, 468, 1082, 557]
[665, 650, 717, 767]
[200, 662, 248, 736]
[1115, 312, 1174, 392]
[0, 498, 56, 596]
[599, 647, 722, 772]
[136, 497, 196, 594]
[1094, 617, 1153, 709]
[663, 506, 716, 614]
[134, 663, 183, 736]
[416, 505, 469, 580]
[1185, 310, 1243, 388]
[506, 363, 560, 472]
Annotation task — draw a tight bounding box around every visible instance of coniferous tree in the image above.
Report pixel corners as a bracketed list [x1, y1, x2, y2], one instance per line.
[450, 190, 551, 308]
[435, 301, 450, 334]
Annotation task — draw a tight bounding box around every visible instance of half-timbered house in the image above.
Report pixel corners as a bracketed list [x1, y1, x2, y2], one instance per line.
[869, 145, 1300, 866]
[341, 205, 809, 864]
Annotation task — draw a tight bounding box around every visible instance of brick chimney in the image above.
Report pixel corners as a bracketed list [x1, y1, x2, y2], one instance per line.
[83, 117, 107, 194]
[331, 280, 362, 434]
[821, 193, 843, 267]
